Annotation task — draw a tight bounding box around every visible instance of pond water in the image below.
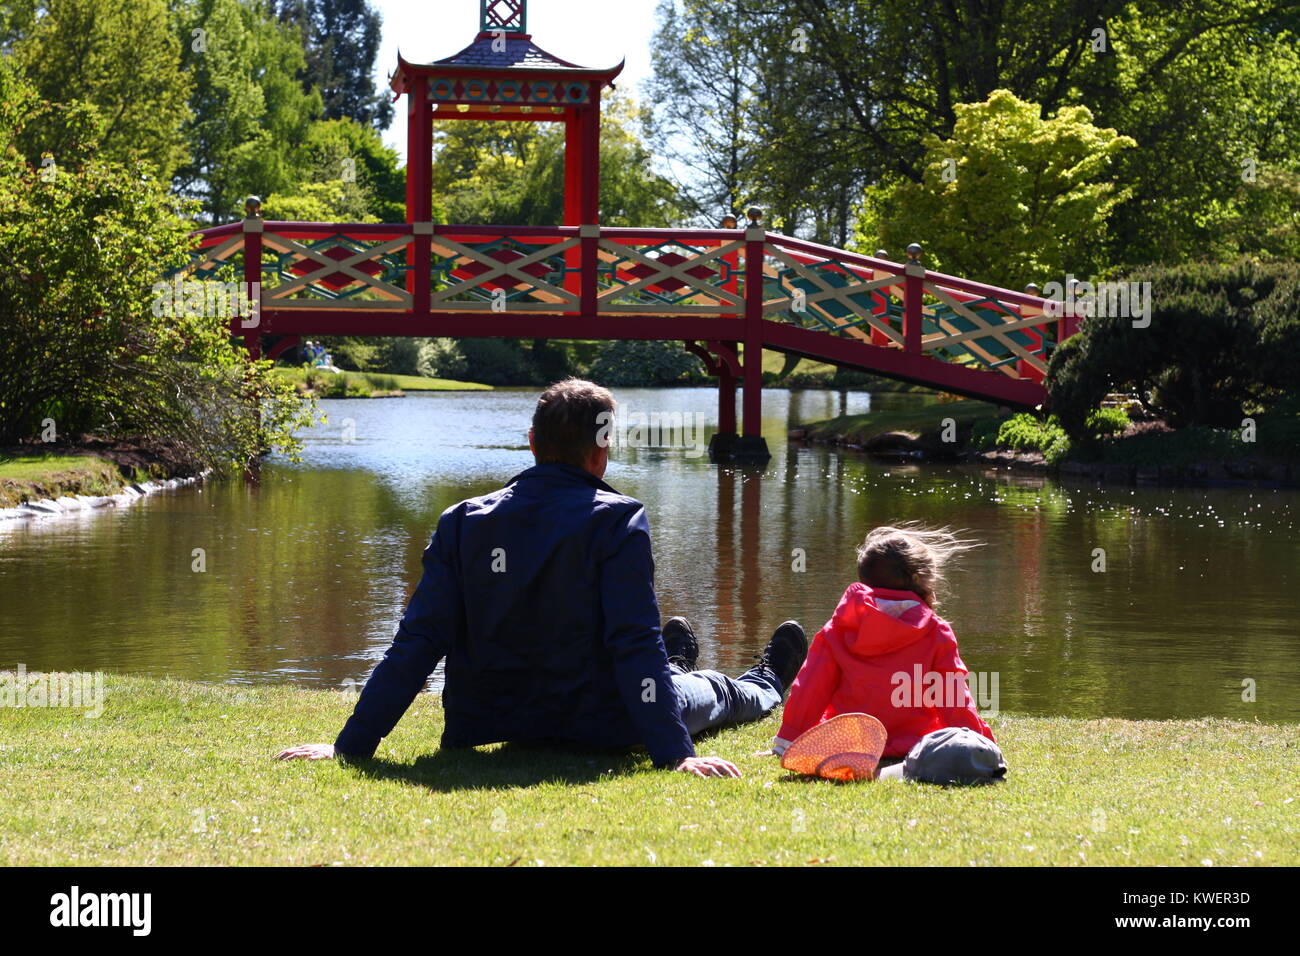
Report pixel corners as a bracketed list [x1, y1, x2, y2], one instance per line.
[2, 387, 1297, 721]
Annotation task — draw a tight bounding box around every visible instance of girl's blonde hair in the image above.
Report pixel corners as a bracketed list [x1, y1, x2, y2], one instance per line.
[855, 522, 982, 606]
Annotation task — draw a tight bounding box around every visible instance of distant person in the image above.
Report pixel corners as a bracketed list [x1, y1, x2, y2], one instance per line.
[278, 379, 808, 777]
[770, 524, 994, 760]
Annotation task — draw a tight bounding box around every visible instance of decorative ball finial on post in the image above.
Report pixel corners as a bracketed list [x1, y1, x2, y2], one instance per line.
[1024, 282, 1040, 296]
[720, 213, 738, 229]
[906, 242, 922, 263]
[875, 248, 889, 259]
[244, 195, 262, 218]
[745, 206, 764, 226]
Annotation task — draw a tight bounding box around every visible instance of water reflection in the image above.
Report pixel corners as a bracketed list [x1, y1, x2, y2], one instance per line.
[1, 387, 1296, 723]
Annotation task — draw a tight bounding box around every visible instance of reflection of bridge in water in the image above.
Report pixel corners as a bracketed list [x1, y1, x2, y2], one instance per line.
[171, 0, 1064, 460]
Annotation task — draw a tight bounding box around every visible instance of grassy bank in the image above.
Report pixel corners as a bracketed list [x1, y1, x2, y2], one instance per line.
[273, 367, 492, 398]
[796, 398, 1299, 483]
[794, 399, 999, 453]
[1, 674, 1294, 866]
[0, 447, 169, 509]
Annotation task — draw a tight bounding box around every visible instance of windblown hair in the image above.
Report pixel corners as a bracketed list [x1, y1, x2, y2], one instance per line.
[531, 378, 616, 468]
[855, 522, 982, 607]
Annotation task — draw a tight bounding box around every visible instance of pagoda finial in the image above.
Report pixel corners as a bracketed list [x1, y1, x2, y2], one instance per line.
[481, 0, 528, 34]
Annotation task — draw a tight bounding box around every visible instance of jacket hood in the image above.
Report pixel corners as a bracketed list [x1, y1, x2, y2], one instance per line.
[828, 583, 936, 656]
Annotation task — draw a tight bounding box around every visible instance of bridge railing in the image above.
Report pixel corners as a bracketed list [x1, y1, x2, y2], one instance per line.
[179, 220, 1067, 383]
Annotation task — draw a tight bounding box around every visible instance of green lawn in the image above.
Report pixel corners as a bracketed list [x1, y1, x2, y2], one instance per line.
[1, 674, 1293, 866]
[272, 367, 491, 396]
[0, 453, 127, 507]
[804, 399, 1002, 444]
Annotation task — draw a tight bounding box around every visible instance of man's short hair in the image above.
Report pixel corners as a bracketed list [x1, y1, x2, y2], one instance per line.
[531, 378, 615, 468]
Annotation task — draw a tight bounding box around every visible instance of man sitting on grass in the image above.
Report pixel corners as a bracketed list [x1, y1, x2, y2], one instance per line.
[277, 378, 807, 778]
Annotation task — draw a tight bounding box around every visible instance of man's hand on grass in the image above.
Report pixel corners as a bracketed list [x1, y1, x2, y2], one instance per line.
[674, 756, 741, 778]
[275, 743, 336, 761]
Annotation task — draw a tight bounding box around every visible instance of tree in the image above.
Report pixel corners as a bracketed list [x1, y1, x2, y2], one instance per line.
[1093, 4, 1300, 265]
[12, 0, 192, 179]
[647, 0, 764, 224]
[0, 59, 312, 469]
[174, 0, 323, 223]
[270, 0, 392, 129]
[855, 90, 1134, 287]
[265, 118, 407, 222]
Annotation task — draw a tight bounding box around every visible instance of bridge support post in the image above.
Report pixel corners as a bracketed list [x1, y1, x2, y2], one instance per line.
[726, 222, 769, 461]
[241, 215, 263, 360]
[707, 352, 740, 461]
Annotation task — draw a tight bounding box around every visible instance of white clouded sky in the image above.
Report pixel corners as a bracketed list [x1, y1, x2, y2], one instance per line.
[370, 0, 662, 163]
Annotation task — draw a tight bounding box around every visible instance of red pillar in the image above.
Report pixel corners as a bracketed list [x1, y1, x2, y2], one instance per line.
[406, 78, 432, 223]
[742, 226, 764, 438]
[242, 217, 262, 360]
[406, 77, 432, 315]
[563, 108, 585, 307]
[904, 262, 923, 354]
[564, 107, 583, 226]
[579, 82, 601, 225]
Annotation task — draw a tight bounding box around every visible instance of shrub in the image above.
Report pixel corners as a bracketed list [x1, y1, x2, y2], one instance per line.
[1084, 406, 1131, 437]
[995, 413, 1071, 464]
[458, 338, 544, 386]
[0, 61, 310, 470]
[416, 338, 469, 381]
[1047, 258, 1300, 439]
[587, 340, 706, 387]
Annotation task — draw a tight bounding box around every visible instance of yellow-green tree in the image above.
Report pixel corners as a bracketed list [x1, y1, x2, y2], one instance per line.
[856, 90, 1134, 287]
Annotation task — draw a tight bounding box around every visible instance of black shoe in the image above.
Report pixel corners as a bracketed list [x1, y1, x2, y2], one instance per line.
[752, 620, 808, 694]
[662, 616, 699, 671]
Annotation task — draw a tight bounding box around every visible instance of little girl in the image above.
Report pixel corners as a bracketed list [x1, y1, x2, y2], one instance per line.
[773, 523, 994, 759]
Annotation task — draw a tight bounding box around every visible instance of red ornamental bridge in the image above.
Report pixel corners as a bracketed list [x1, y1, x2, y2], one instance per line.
[176, 0, 1069, 459]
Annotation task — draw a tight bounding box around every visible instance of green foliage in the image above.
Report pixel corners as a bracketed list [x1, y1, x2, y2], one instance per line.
[269, 0, 392, 129]
[1096, 5, 1300, 265]
[587, 340, 706, 387]
[265, 117, 407, 222]
[995, 413, 1072, 464]
[0, 59, 313, 471]
[433, 93, 683, 227]
[174, 0, 323, 223]
[457, 339, 545, 387]
[12, 0, 192, 179]
[855, 90, 1134, 286]
[1085, 406, 1131, 438]
[1047, 258, 1300, 438]
[416, 338, 469, 382]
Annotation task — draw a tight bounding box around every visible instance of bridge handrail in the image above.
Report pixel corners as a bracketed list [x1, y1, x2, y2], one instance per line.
[183, 218, 1057, 323]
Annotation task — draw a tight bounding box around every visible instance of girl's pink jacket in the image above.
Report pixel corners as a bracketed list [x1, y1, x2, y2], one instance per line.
[774, 583, 994, 758]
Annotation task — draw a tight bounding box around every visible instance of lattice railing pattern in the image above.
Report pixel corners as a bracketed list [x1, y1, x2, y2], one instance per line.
[430, 233, 577, 311]
[260, 231, 413, 309]
[761, 237, 1056, 378]
[594, 236, 745, 314]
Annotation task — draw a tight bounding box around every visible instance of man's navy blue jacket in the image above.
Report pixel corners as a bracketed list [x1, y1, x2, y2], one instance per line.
[334, 462, 696, 768]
